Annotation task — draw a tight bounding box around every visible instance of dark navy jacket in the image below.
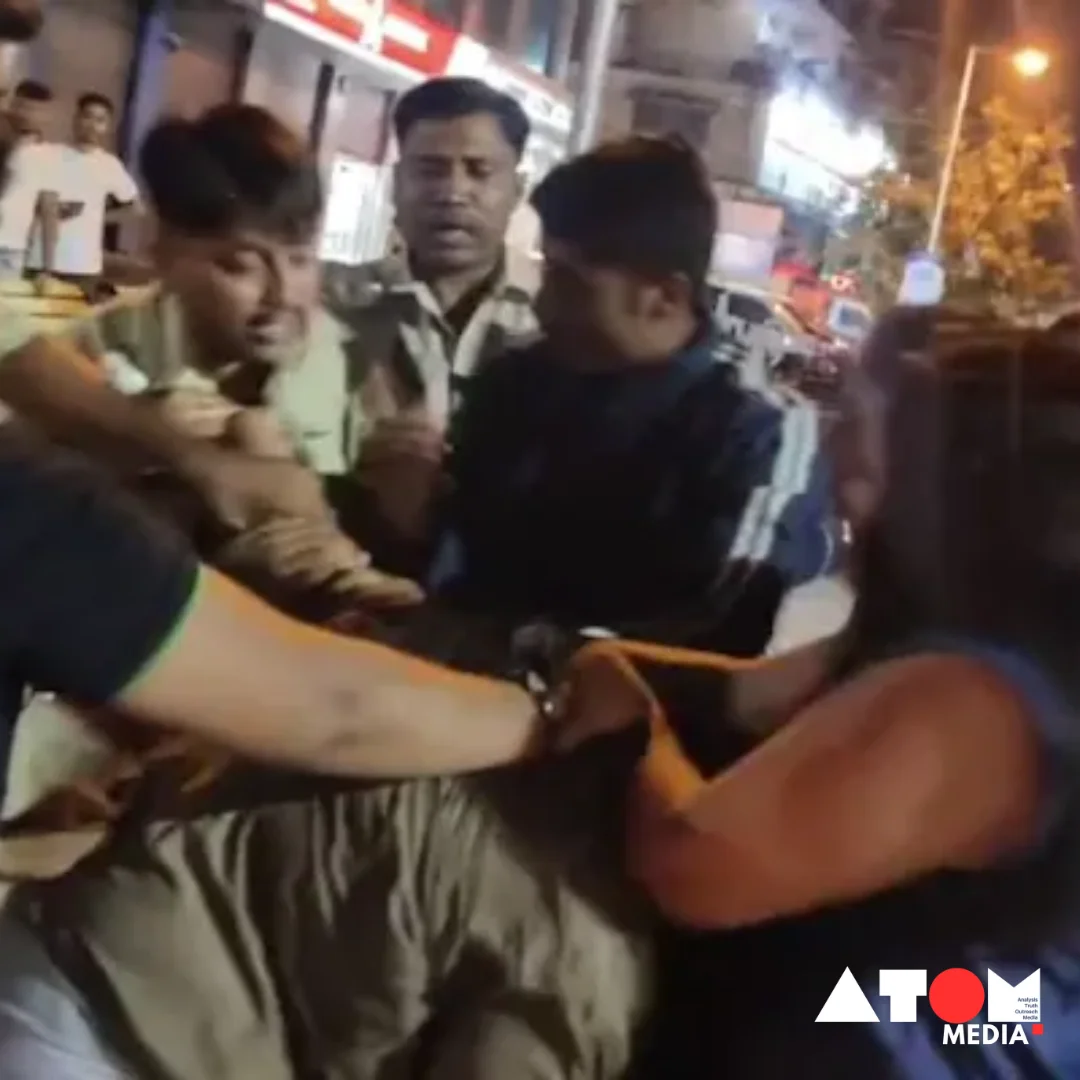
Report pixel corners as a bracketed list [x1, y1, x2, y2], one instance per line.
[431, 334, 835, 650]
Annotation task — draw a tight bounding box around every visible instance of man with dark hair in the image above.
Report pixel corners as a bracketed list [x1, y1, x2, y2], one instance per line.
[8, 78, 51, 140]
[24, 90, 140, 297]
[0, 5, 644, 1070]
[73, 102, 421, 597]
[324, 76, 538, 568]
[438, 136, 836, 653]
[0, 79, 59, 278]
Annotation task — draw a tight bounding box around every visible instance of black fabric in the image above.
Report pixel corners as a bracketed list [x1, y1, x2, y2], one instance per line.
[443, 343, 786, 656]
[0, 423, 199, 782]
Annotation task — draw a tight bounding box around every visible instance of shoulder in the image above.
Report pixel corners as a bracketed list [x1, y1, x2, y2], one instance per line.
[466, 339, 547, 393]
[322, 256, 402, 311]
[100, 149, 134, 180]
[75, 284, 164, 367]
[11, 141, 60, 178]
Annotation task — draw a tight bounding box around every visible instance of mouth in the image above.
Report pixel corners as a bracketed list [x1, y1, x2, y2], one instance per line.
[427, 223, 477, 246]
[246, 316, 301, 351]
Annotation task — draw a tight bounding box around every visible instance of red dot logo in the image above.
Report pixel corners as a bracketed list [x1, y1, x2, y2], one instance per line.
[929, 969, 986, 1024]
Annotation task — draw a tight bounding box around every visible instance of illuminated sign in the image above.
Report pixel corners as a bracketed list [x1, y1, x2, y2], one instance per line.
[265, 0, 457, 79]
[264, 0, 572, 131]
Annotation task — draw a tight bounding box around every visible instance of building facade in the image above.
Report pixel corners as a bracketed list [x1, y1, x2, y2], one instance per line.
[6, 0, 580, 264]
[592, 0, 892, 268]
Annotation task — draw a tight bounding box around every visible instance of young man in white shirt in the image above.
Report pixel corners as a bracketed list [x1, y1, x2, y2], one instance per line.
[0, 80, 60, 279]
[25, 92, 140, 296]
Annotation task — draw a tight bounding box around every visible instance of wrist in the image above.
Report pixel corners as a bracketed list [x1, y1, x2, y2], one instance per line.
[172, 438, 224, 490]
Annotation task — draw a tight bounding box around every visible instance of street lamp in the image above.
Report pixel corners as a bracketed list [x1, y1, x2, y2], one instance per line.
[927, 45, 1050, 254]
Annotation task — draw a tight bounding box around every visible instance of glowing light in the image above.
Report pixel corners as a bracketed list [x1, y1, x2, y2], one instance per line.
[1012, 47, 1050, 79]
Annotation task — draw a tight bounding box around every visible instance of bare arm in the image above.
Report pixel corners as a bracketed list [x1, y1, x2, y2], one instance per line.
[631, 654, 1043, 928]
[2, 427, 546, 778]
[0, 334, 327, 523]
[118, 567, 543, 776]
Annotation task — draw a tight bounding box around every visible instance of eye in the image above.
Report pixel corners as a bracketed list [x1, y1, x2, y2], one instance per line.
[215, 249, 262, 276]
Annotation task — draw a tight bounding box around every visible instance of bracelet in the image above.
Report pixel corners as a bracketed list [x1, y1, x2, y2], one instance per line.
[518, 667, 564, 726]
[510, 622, 570, 729]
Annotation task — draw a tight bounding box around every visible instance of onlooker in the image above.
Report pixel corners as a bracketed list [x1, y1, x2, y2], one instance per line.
[25, 92, 140, 298]
[0, 81, 59, 279]
[323, 76, 538, 562]
[7, 77, 50, 141]
[438, 136, 835, 655]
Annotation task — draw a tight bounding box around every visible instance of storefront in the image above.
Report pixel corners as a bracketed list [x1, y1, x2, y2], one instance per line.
[251, 0, 573, 263]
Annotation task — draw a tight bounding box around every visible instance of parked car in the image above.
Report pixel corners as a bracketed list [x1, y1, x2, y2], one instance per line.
[708, 283, 817, 375]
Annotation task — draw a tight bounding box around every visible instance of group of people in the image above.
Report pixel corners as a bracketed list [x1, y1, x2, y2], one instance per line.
[0, 74, 139, 294]
[0, 0, 1076, 1075]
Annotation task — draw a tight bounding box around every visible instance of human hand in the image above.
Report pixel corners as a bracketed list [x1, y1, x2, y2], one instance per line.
[181, 446, 331, 530]
[145, 388, 242, 442]
[361, 414, 446, 465]
[358, 415, 447, 541]
[554, 644, 655, 752]
[218, 516, 423, 609]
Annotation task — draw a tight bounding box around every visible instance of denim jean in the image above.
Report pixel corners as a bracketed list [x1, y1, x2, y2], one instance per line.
[0, 914, 130, 1078]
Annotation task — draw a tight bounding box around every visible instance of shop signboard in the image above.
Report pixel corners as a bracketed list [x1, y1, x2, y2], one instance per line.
[270, 0, 385, 48]
[265, 0, 572, 132]
[264, 0, 457, 79]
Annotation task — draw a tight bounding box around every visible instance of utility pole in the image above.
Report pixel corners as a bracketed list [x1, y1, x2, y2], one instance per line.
[567, 0, 621, 154]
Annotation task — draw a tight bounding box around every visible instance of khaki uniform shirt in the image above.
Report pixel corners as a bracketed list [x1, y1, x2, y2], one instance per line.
[79, 253, 538, 476]
[76, 285, 355, 476]
[321, 249, 539, 436]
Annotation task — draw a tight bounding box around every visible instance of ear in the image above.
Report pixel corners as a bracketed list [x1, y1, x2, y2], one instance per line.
[513, 169, 527, 204]
[391, 160, 404, 207]
[639, 273, 693, 319]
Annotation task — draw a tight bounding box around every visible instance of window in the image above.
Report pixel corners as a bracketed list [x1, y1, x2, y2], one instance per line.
[631, 93, 711, 149]
[725, 293, 774, 326]
[570, 0, 593, 63]
[480, 0, 512, 47]
[523, 0, 560, 75]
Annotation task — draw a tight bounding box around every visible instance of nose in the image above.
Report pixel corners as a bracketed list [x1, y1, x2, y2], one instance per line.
[431, 161, 474, 206]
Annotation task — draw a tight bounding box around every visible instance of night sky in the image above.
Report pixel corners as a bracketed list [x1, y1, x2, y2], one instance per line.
[882, 0, 1078, 166]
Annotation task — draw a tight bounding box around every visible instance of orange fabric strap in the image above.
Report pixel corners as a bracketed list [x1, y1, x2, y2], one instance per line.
[569, 638, 768, 812]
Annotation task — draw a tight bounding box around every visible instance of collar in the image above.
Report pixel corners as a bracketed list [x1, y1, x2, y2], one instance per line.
[372, 246, 537, 317]
[155, 290, 347, 394]
[678, 324, 723, 377]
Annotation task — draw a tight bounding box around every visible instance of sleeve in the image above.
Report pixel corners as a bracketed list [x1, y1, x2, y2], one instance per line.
[107, 157, 139, 205]
[917, 639, 1077, 844]
[0, 425, 200, 704]
[724, 388, 837, 586]
[432, 355, 522, 592]
[0, 309, 41, 366]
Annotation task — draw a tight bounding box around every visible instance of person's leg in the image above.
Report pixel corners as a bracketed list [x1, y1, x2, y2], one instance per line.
[405, 742, 655, 1080]
[0, 913, 131, 1079]
[18, 778, 440, 1080]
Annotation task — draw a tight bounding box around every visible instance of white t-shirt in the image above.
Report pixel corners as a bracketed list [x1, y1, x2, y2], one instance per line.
[26, 146, 139, 275]
[0, 143, 65, 255]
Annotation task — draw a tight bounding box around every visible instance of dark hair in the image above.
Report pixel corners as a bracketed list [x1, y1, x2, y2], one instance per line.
[13, 78, 50, 102]
[393, 76, 529, 157]
[643, 311, 1080, 1080]
[531, 135, 717, 291]
[139, 104, 322, 241]
[76, 91, 113, 115]
[0, 1, 44, 43]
